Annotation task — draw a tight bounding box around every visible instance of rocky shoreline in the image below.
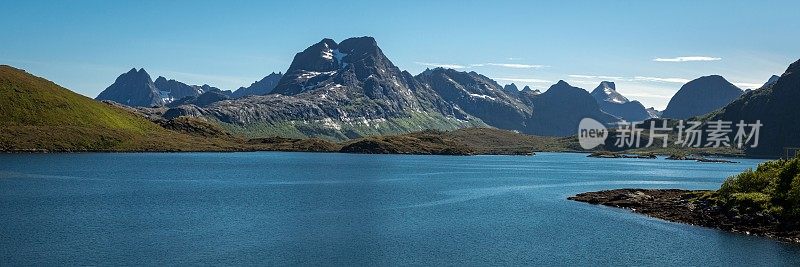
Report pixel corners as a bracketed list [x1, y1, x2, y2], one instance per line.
[569, 189, 800, 244]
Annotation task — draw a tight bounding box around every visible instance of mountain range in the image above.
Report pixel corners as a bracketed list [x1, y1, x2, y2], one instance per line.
[97, 69, 285, 107]
[5, 33, 796, 156]
[84, 36, 796, 154]
[98, 37, 620, 138]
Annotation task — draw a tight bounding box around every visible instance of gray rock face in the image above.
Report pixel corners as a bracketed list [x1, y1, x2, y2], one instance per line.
[416, 68, 532, 131]
[231, 72, 282, 98]
[96, 68, 164, 107]
[661, 75, 743, 119]
[590, 81, 651, 121]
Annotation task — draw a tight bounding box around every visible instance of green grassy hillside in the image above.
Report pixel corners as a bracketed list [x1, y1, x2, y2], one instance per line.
[0, 65, 238, 151]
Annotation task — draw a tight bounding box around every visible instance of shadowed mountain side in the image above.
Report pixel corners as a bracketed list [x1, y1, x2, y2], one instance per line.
[662, 75, 742, 119]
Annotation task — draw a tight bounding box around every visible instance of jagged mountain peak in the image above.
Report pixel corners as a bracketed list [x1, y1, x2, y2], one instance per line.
[337, 36, 379, 53]
[761, 74, 781, 88]
[599, 81, 616, 89]
[521, 85, 535, 92]
[591, 81, 629, 104]
[273, 36, 397, 96]
[120, 67, 149, 78]
[589, 81, 650, 121]
[546, 80, 581, 94]
[96, 67, 163, 107]
[504, 83, 518, 91]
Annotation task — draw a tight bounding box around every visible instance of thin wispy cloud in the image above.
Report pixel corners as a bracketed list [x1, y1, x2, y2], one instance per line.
[633, 76, 691, 83]
[414, 62, 467, 69]
[416, 61, 547, 69]
[622, 92, 672, 99]
[733, 82, 764, 89]
[487, 63, 546, 69]
[494, 77, 552, 83]
[158, 70, 251, 88]
[569, 74, 691, 84]
[653, 56, 722, 62]
[568, 74, 624, 80]
[571, 80, 605, 86]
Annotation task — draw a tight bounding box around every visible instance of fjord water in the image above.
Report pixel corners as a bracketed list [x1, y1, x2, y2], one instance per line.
[1, 153, 798, 265]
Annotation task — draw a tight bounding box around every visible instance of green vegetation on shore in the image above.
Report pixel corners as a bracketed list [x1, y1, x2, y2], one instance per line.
[570, 156, 800, 243]
[717, 156, 800, 224]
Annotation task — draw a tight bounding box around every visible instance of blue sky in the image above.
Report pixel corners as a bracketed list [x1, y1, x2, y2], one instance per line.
[2, 0, 798, 109]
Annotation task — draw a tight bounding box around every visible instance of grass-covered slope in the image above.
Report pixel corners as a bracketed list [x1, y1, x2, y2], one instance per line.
[0, 65, 238, 151]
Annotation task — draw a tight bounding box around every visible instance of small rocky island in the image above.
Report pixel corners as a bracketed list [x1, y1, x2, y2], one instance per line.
[569, 189, 800, 243]
[570, 156, 800, 244]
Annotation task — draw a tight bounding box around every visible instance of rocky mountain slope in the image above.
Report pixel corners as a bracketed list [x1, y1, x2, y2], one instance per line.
[165, 37, 483, 140]
[712, 59, 800, 156]
[661, 75, 742, 119]
[590, 81, 651, 121]
[761, 75, 781, 89]
[158, 37, 619, 139]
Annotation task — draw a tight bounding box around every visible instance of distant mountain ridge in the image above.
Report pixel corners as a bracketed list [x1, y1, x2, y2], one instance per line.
[231, 72, 282, 98]
[92, 36, 782, 141]
[98, 69, 281, 107]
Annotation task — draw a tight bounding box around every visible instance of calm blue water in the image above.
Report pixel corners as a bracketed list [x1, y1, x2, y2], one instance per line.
[1, 152, 798, 266]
